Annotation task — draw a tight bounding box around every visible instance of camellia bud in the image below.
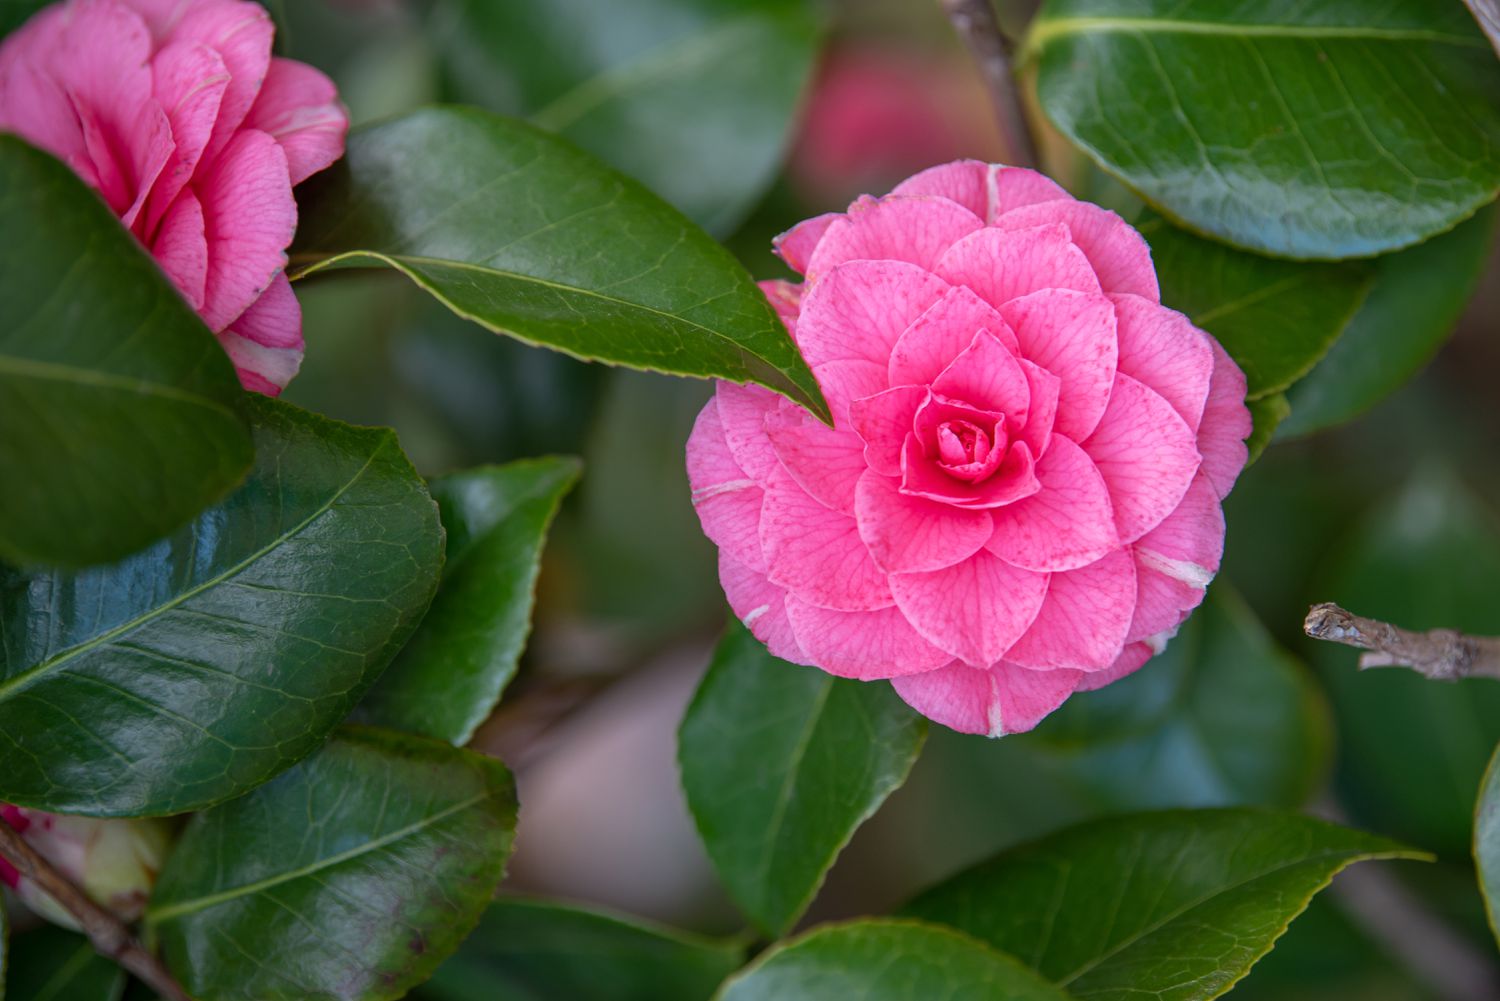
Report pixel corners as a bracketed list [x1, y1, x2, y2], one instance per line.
[1, 805, 173, 930]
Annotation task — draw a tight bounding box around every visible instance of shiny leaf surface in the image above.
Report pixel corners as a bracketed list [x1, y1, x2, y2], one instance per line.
[416, 897, 744, 1001]
[715, 919, 1071, 1001]
[905, 810, 1424, 1001]
[0, 399, 442, 816]
[291, 107, 828, 421]
[1477, 741, 1500, 950]
[4, 926, 123, 1001]
[435, 0, 821, 235]
[0, 136, 252, 567]
[1027, 0, 1500, 258]
[679, 621, 927, 936]
[147, 726, 517, 1001]
[358, 458, 580, 743]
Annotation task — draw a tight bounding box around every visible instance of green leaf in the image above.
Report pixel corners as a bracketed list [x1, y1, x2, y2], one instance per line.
[1141, 214, 1372, 399]
[715, 919, 1072, 1001]
[291, 106, 828, 421]
[146, 726, 517, 1001]
[1246, 393, 1289, 463]
[0, 135, 252, 567]
[1478, 741, 1500, 951]
[1279, 206, 1498, 438]
[1, 1, 51, 36]
[434, 0, 822, 236]
[1026, 0, 1500, 259]
[357, 458, 581, 743]
[416, 897, 744, 1001]
[904, 809, 1426, 1001]
[679, 621, 927, 937]
[0, 398, 442, 817]
[4, 926, 124, 1001]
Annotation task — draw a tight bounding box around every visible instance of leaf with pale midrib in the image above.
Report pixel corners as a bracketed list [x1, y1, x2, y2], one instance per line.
[0, 398, 442, 817]
[290, 107, 828, 422]
[147, 726, 518, 1001]
[1026, 0, 1500, 259]
[904, 810, 1426, 1001]
[0, 135, 252, 567]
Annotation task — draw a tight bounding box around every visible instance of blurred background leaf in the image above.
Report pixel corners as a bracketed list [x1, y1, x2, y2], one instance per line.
[3, 925, 123, 1001]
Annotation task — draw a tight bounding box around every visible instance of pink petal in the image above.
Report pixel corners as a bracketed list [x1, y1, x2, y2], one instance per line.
[901, 434, 1040, 510]
[218, 271, 303, 393]
[773, 211, 840, 274]
[719, 551, 807, 665]
[850, 385, 928, 477]
[760, 468, 893, 611]
[715, 381, 780, 483]
[889, 550, 1047, 668]
[890, 160, 1071, 223]
[888, 284, 1019, 388]
[145, 40, 228, 236]
[998, 289, 1118, 442]
[1016, 358, 1060, 458]
[795, 260, 949, 371]
[854, 469, 992, 574]
[687, 398, 768, 574]
[764, 402, 868, 515]
[758, 279, 803, 340]
[814, 359, 888, 429]
[1082, 373, 1200, 543]
[986, 434, 1119, 571]
[784, 598, 951, 680]
[165, 0, 274, 164]
[993, 200, 1159, 300]
[244, 56, 347, 186]
[1111, 293, 1212, 433]
[0, 10, 93, 187]
[892, 660, 1082, 736]
[934, 224, 1101, 312]
[932, 330, 1031, 419]
[1127, 472, 1223, 642]
[197, 128, 296, 331]
[150, 189, 208, 310]
[1005, 547, 1135, 670]
[805, 194, 983, 279]
[1198, 339, 1252, 499]
[1075, 641, 1154, 692]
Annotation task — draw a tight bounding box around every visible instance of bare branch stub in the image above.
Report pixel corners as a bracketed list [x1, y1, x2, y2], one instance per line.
[1303, 602, 1500, 682]
[939, 0, 1040, 168]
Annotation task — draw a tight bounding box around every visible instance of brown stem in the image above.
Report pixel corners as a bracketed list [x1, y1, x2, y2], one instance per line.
[939, 0, 1039, 168]
[0, 820, 192, 1001]
[1303, 603, 1500, 681]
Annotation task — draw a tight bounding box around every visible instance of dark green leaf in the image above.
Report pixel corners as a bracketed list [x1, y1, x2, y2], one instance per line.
[904, 809, 1426, 1001]
[1280, 206, 1498, 438]
[1313, 471, 1500, 857]
[1477, 741, 1500, 950]
[1027, 0, 1500, 259]
[715, 919, 1071, 1001]
[1142, 215, 1372, 399]
[416, 897, 744, 1001]
[1465, 0, 1500, 55]
[1, 1, 51, 36]
[0, 398, 442, 816]
[4, 926, 123, 1001]
[0, 135, 252, 567]
[1246, 394, 1289, 464]
[146, 726, 517, 1001]
[291, 107, 828, 421]
[434, 0, 821, 235]
[358, 458, 580, 743]
[679, 621, 926, 936]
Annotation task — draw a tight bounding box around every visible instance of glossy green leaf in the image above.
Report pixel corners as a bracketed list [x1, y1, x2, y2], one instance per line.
[1313, 471, 1500, 857]
[146, 726, 517, 1001]
[1477, 741, 1500, 950]
[416, 897, 744, 1001]
[905, 810, 1425, 1001]
[715, 919, 1071, 1001]
[434, 0, 821, 236]
[4, 926, 123, 1001]
[291, 107, 828, 421]
[0, 135, 252, 567]
[0, 398, 442, 817]
[1246, 394, 1289, 463]
[358, 458, 581, 743]
[1141, 215, 1372, 399]
[1280, 206, 1498, 438]
[1026, 0, 1500, 259]
[679, 621, 926, 936]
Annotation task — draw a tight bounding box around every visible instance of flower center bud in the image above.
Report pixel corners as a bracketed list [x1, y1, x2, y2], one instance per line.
[935, 419, 1005, 482]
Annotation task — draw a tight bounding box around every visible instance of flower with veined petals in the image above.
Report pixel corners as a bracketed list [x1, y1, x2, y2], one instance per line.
[0, 0, 348, 394]
[687, 160, 1252, 737]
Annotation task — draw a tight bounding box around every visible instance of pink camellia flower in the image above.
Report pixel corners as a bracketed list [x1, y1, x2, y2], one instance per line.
[687, 161, 1252, 736]
[0, 0, 348, 394]
[1, 804, 173, 928]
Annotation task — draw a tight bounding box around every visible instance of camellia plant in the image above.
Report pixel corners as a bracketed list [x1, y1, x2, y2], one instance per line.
[1, 0, 1499, 999]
